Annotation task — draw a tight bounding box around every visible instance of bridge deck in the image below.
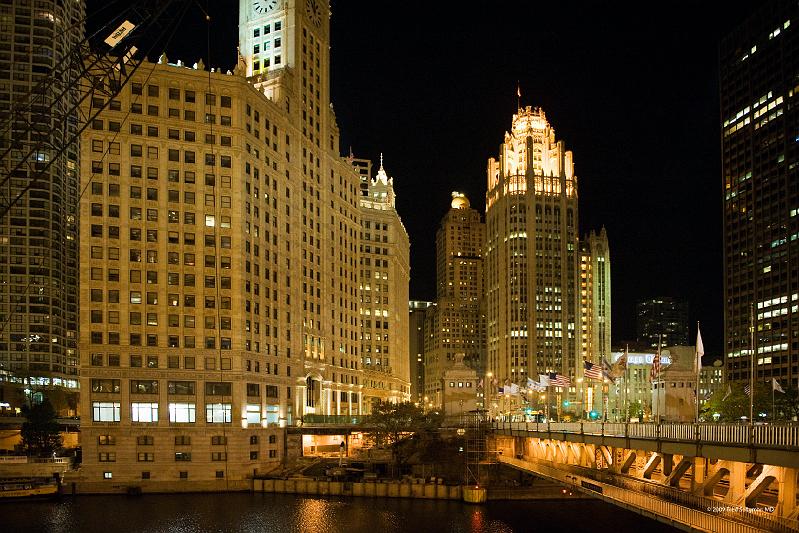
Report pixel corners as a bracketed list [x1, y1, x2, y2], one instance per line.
[495, 421, 799, 468]
[499, 455, 790, 533]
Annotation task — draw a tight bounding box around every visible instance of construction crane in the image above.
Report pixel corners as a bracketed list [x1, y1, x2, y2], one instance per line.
[0, 0, 192, 220]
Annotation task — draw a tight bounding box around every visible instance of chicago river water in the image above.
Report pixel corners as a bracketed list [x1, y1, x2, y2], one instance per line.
[6, 492, 679, 532]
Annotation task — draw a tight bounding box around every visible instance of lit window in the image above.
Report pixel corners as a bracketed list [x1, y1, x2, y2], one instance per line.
[206, 403, 232, 423]
[131, 402, 159, 423]
[93, 402, 121, 422]
[169, 402, 196, 423]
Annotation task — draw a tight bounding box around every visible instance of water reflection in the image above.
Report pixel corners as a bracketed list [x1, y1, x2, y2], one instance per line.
[6, 493, 678, 533]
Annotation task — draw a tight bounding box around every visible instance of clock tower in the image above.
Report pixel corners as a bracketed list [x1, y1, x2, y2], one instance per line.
[238, 1, 330, 122]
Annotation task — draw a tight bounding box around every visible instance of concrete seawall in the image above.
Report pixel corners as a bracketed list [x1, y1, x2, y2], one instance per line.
[253, 478, 462, 500]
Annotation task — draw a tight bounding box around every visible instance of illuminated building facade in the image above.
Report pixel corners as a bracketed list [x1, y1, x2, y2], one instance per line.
[356, 157, 411, 411]
[721, 0, 798, 388]
[484, 106, 580, 387]
[77, 0, 390, 489]
[0, 0, 83, 405]
[424, 192, 485, 407]
[579, 228, 611, 368]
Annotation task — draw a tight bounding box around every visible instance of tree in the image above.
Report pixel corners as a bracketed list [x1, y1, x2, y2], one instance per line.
[363, 401, 441, 448]
[774, 386, 799, 421]
[20, 398, 62, 457]
[627, 400, 643, 421]
[362, 401, 443, 473]
[701, 382, 772, 422]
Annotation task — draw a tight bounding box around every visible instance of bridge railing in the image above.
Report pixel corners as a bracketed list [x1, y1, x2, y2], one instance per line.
[495, 420, 799, 448]
[500, 456, 777, 533]
[502, 455, 797, 533]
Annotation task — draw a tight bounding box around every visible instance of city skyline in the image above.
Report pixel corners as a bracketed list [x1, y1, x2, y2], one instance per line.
[114, 0, 765, 357]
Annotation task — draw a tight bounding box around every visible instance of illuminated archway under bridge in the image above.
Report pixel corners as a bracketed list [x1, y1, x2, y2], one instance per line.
[492, 421, 799, 532]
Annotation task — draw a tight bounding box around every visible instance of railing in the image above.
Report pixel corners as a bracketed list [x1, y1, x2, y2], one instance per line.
[500, 455, 796, 533]
[495, 421, 799, 449]
[301, 415, 365, 426]
[0, 456, 70, 464]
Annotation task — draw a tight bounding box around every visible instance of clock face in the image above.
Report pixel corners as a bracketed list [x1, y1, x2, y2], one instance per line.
[253, 0, 278, 15]
[305, 0, 322, 27]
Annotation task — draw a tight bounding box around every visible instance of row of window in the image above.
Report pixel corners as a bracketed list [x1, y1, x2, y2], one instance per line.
[102, 470, 234, 480]
[89, 351, 287, 374]
[89, 332, 233, 350]
[91, 130, 233, 150]
[98, 434, 275, 446]
[100, 451, 276, 463]
[91, 380, 279, 398]
[252, 21, 282, 38]
[92, 401, 267, 424]
[128, 84, 232, 108]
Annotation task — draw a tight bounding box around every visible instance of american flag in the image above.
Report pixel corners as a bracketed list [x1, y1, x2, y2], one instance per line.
[549, 372, 571, 388]
[651, 350, 661, 381]
[584, 361, 603, 380]
[744, 384, 751, 397]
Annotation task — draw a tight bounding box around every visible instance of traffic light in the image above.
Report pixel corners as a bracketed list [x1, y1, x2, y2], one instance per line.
[589, 410, 599, 420]
[563, 400, 570, 407]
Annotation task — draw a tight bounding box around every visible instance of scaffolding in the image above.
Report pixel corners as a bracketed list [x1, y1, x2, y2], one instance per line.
[464, 409, 497, 486]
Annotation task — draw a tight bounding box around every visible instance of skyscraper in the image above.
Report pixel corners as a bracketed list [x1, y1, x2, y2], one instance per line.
[424, 192, 484, 407]
[485, 106, 580, 385]
[77, 0, 408, 489]
[408, 300, 433, 404]
[636, 297, 689, 349]
[580, 228, 612, 366]
[357, 157, 411, 410]
[721, 0, 798, 388]
[0, 0, 84, 405]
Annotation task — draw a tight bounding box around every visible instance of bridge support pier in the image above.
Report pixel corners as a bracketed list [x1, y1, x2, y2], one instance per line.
[777, 467, 797, 518]
[726, 461, 746, 503]
[620, 450, 636, 474]
[662, 453, 673, 477]
[663, 456, 693, 487]
[643, 452, 661, 479]
[692, 457, 706, 492]
[697, 461, 729, 497]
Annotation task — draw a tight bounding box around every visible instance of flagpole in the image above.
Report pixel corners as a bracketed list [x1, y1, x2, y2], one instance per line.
[695, 321, 700, 423]
[749, 303, 755, 425]
[624, 344, 629, 423]
[772, 381, 775, 422]
[656, 334, 662, 424]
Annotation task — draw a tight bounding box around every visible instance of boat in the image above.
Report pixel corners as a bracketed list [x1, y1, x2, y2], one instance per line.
[0, 478, 59, 500]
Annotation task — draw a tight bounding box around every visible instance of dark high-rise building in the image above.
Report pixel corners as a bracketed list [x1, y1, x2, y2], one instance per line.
[636, 297, 689, 349]
[0, 1, 84, 400]
[721, 0, 798, 387]
[408, 300, 433, 404]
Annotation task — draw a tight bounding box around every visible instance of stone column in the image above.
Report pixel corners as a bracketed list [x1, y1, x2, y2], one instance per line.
[777, 467, 797, 518]
[726, 461, 746, 503]
[692, 457, 707, 492]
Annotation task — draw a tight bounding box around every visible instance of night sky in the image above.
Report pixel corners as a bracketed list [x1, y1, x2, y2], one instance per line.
[89, 0, 762, 357]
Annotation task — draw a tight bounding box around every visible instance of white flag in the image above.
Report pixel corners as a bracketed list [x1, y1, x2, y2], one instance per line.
[722, 384, 732, 401]
[539, 374, 550, 386]
[509, 383, 519, 395]
[772, 378, 785, 394]
[696, 328, 705, 370]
